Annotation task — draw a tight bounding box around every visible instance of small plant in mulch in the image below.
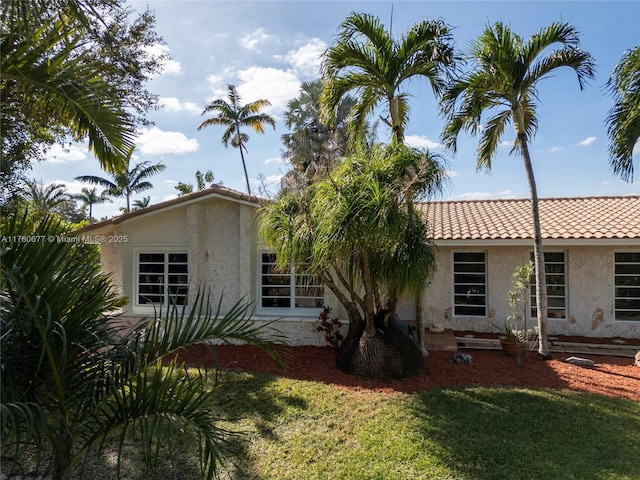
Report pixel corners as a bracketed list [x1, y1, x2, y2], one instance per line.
[315, 307, 344, 348]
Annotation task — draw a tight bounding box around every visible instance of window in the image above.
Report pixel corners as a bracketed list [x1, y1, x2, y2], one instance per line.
[137, 252, 188, 306]
[615, 252, 640, 321]
[260, 253, 324, 312]
[531, 252, 566, 319]
[453, 252, 487, 316]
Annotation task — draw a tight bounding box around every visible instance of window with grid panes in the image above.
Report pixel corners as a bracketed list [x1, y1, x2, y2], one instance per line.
[531, 252, 566, 319]
[137, 253, 188, 306]
[453, 252, 487, 316]
[260, 253, 324, 312]
[614, 252, 640, 321]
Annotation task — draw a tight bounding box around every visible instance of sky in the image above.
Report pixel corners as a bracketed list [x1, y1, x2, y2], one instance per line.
[30, 0, 640, 220]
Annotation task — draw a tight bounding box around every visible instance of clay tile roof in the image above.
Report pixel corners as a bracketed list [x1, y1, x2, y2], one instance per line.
[419, 196, 640, 241]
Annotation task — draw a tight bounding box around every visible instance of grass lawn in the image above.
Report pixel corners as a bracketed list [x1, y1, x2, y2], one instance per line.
[68, 369, 640, 480]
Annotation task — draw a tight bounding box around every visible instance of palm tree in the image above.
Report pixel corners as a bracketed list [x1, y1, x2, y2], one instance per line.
[320, 12, 456, 144]
[1, 212, 286, 480]
[132, 195, 151, 210]
[76, 147, 165, 213]
[260, 143, 447, 379]
[72, 187, 112, 221]
[1, 1, 135, 173]
[441, 22, 595, 357]
[23, 179, 69, 215]
[282, 79, 359, 188]
[198, 84, 275, 195]
[606, 46, 640, 182]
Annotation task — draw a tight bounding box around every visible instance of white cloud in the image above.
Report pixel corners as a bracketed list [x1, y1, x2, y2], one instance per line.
[236, 67, 301, 113]
[276, 38, 327, 77]
[576, 136, 597, 147]
[137, 127, 199, 155]
[404, 135, 441, 149]
[46, 179, 85, 195]
[44, 144, 87, 164]
[144, 44, 182, 76]
[162, 194, 179, 202]
[633, 139, 640, 155]
[456, 192, 496, 200]
[264, 157, 285, 165]
[241, 28, 277, 50]
[160, 97, 202, 115]
[445, 170, 458, 178]
[499, 140, 513, 148]
[550, 146, 563, 153]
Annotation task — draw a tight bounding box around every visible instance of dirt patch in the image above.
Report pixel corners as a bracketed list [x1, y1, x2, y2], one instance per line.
[184, 344, 640, 402]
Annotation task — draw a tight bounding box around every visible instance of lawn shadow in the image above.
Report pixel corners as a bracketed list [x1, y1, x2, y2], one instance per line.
[409, 386, 640, 480]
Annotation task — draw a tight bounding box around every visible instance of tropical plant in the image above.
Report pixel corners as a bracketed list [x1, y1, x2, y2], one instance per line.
[260, 143, 447, 379]
[606, 46, 640, 182]
[320, 12, 456, 144]
[75, 146, 165, 213]
[198, 84, 275, 195]
[22, 179, 69, 215]
[281, 79, 357, 188]
[441, 21, 595, 357]
[1, 0, 136, 178]
[0, 212, 287, 480]
[1, 0, 166, 195]
[72, 186, 112, 221]
[132, 195, 151, 210]
[175, 170, 216, 196]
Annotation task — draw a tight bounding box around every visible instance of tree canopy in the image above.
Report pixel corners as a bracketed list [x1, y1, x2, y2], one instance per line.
[1, 0, 166, 193]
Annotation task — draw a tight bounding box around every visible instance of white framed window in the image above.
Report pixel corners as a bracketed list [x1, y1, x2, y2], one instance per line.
[531, 252, 566, 319]
[259, 252, 324, 315]
[453, 252, 487, 317]
[614, 252, 640, 322]
[136, 252, 188, 307]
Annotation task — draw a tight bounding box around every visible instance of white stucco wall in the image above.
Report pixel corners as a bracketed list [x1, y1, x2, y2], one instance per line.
[93, 197, 639, 343]
[420, 243, 639, 338]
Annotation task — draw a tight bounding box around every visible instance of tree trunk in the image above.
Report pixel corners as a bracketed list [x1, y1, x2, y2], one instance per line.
[53, 431, 73, 480]
[337, 308, 426, 380]
[238, 141, 252, 195]
[415, 291, 428, 355]
[518, 134, 550, 358]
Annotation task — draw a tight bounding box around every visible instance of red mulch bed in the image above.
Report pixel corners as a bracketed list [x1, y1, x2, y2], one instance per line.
[183, 345, 640, 402]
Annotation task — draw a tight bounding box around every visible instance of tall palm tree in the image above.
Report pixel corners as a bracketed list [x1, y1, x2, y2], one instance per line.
[23, 179, 69, 215]
[198, 84, 275, 195]
[282, 79, 359, 188]
[606, 46, 640, 182]
[320, 12, 456, 144]
[72, 187, 112, 221]
[1, 1, 135, 173]
[441, 22, 595, 357]
[75, 147, 165, 213]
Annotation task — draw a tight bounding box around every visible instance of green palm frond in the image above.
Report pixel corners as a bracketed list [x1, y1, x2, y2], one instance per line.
[1, 16, 135, 173]
[606, 46, 640, 182]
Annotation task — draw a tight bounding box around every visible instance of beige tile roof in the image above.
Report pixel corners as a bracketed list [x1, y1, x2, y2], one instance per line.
[419, 196, 640, 241]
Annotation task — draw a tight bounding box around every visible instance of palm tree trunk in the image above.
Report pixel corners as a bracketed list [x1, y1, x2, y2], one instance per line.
[238, 141, 252, 195]
[53, 431, 73, 480]
[518, 134, 550, 358]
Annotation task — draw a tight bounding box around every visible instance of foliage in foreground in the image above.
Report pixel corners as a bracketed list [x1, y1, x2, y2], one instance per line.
[0, 213, 287, 480]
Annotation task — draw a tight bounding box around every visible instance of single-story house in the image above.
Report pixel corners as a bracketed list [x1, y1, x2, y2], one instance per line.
[78, 185, 640, 344]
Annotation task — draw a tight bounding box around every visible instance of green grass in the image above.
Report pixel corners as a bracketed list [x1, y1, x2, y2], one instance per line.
[59, 370, 640, 479]
[210, 371, 640, 480]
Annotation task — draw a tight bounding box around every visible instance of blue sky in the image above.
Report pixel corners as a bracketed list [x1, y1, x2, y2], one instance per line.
[31, 0, 640, 219]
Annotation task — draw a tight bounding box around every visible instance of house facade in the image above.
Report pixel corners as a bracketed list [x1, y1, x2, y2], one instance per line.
[79, 186, 640, 344]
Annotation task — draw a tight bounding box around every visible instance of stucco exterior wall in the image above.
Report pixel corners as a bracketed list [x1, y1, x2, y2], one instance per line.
[419, 243, 639, 338]
[93, 195, 638, 344]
